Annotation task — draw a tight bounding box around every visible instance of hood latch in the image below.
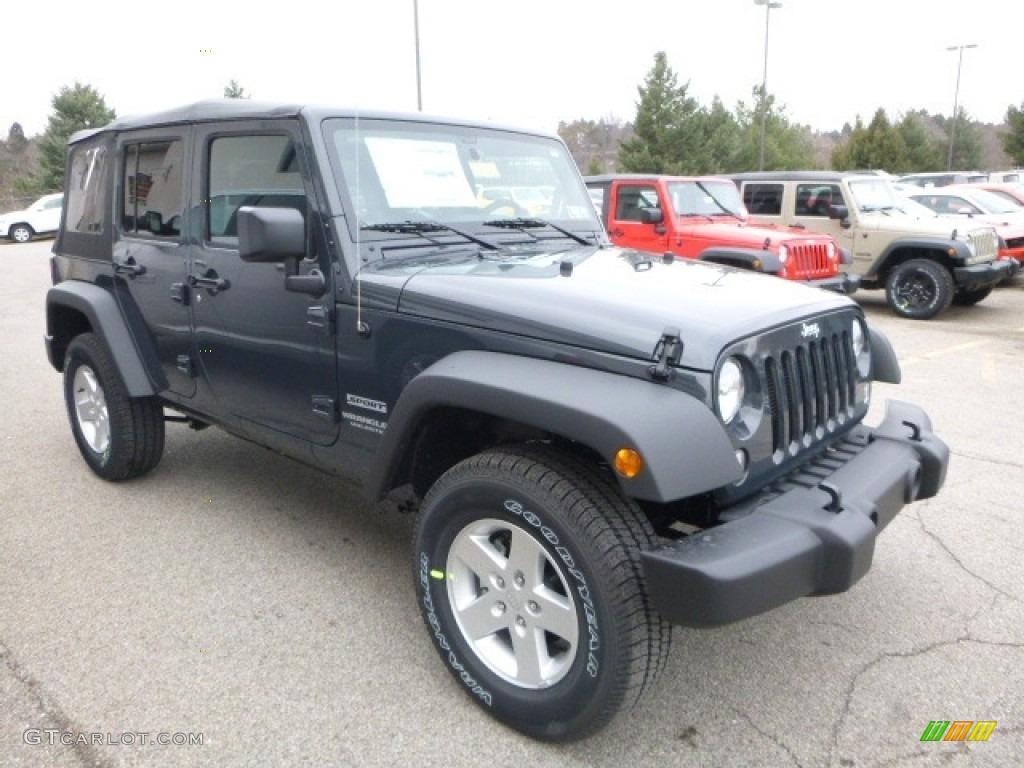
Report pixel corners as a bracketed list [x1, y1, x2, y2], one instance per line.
[649, 326, 683, 382]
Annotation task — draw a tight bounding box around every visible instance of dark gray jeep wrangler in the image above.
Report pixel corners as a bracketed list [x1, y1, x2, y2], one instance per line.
[45, 101, 949, 741]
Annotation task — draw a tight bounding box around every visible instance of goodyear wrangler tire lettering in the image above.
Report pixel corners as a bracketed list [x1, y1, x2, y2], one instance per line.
[412, 444, 672, 742]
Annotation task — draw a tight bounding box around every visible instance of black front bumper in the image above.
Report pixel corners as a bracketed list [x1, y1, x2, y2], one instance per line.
[642, 400, 949, 627]
[808, 272, 860, 295]
[954, 258, 1015, 289]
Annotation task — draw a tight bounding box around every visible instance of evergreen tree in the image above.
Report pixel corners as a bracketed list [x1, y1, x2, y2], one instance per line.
[896, 111, 944, 172]
[693, 96, 741, 174]
[944, 107, 984, 170]
[618, 52, 703, 174]
[830, 109, 907, 171]
[999, 102, 1024, 166]
[732, 86, 816, 171]
[224, 80, 249, 99]
[6, 123, 28, 153]
[31, 82, 115, 193]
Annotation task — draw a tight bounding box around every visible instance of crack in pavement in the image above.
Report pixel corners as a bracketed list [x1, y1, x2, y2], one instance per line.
[719, 700, 805, 768]
[827, 637, 1024, 768]
[0, 638, 111, 768]
[914, 511, 1022, 604]
[947, 447, 1024, 472]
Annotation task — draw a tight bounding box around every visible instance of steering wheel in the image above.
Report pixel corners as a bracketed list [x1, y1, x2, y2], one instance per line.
[483, 198, 528, 217]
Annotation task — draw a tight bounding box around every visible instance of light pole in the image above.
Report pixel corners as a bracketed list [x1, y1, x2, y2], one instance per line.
[755, 0, 782, 171]
[946, 43, 977, 171]
[413, 0, 423, 111]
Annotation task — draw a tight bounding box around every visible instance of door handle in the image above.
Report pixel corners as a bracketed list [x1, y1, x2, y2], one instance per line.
[113, 255, 147, 276]
[187, 268, 230, 294]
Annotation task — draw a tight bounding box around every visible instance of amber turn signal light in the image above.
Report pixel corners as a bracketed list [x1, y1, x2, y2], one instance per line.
[613, 448, 644, 478]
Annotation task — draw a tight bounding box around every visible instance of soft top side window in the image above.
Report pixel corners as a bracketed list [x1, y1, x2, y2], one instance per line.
[65, 144, 108, 234]
[742, 183, 782, 216]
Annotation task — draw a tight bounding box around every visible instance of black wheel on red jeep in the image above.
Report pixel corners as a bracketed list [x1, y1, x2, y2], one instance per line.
[885, 258, 954, 320]
[63, 333, 165, 481]
[413, 444, 671, 742]
[951, 285, 993, 307]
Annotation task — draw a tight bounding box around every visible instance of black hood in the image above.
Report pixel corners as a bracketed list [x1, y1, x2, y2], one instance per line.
[358, 245, 854, 371]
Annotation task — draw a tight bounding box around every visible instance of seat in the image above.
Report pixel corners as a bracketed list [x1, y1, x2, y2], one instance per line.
[813, 189, 833, 215]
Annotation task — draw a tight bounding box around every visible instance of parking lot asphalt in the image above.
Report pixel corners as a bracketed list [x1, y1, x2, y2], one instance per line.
[1, 239, 1022, 768]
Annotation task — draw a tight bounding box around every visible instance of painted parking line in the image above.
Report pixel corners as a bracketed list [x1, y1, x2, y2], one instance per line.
[900, 339, 993, 366]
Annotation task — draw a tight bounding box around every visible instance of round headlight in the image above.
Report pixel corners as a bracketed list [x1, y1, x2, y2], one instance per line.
[777, 245, 788, 264]
[851, 318, 871, 376]
[851, 318, 865, 358]
[717, 357, 745, 424]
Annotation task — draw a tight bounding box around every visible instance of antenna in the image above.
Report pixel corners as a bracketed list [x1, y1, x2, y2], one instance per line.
[352, 114, 371, 338]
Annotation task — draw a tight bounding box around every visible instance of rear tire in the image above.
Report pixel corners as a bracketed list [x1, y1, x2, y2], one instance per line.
[885, 258, 953, 320]
[413, 444, 671, 741]
[63, 333, 165, 480]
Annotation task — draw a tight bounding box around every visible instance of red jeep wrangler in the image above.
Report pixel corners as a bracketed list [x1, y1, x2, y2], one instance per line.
[586, 174, 857, 293]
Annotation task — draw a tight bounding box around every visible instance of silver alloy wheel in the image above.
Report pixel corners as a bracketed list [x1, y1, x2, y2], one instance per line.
[72, 365, 110, 453]
[446, 518, 579, 689]
[11, 225, 32, 243]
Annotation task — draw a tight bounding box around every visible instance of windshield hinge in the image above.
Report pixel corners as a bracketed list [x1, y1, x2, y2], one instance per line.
[649, 326, 683, 381]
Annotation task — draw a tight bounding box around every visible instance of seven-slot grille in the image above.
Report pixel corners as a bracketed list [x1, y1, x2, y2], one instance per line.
[967, 228, 999, 263]
[764, 330, 858, 457]
[787, 242, 833, 279]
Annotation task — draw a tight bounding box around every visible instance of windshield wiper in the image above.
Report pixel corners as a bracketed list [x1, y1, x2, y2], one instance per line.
[695, 181, 743, 218]
[362, 220, 500, 250]
[483, 217, 592, 246]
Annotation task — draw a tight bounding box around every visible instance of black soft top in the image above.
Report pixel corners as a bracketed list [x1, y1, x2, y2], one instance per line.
[68, 100, 554, 145]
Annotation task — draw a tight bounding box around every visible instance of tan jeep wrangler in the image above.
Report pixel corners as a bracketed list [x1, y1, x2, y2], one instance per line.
[731, 171, 1014, 320]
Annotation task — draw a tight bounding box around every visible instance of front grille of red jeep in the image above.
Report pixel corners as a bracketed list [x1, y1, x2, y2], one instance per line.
[763, 330, 857, 460]
[786, 243, 833, 279]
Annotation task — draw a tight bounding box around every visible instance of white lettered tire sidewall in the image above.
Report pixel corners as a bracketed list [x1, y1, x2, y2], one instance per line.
[414, 457, 632, 740]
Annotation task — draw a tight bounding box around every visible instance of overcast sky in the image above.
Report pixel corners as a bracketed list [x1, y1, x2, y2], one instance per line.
[2, 0, 1017, 139]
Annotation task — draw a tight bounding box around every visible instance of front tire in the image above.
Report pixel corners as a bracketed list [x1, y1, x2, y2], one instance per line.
[413, 444, 671, 741]
[10, 224, 33, 243]
[885, 258, 953, 320]
[63, 333, 165, 480]
[951, 285, 993, 306]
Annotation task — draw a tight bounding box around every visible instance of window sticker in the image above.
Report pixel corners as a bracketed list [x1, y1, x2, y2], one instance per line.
[365, 137, 477, 208]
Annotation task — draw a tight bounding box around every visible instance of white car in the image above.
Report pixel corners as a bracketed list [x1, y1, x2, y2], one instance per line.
[0, 193, 64, 243]
[907, 185, 1024, 226]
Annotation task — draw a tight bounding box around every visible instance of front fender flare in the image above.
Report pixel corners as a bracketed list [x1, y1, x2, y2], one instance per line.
[698, 247, 782, 273]
[368, 351, 742, 504]
[45, 281, 161, 396]
[869, 237, 959, 279]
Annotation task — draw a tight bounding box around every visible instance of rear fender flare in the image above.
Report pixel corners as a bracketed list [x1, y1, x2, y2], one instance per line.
[46, 281, 161, 396]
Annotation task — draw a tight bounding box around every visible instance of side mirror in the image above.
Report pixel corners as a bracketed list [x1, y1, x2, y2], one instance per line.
[237, 206, 305, 263]
[237, 206, 325, 297]
[828, 204, 849, 221]
[640, 207, 664, 225]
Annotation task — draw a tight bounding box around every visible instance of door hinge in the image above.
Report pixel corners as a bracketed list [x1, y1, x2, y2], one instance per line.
[170, 282, 189, 305]
[176, 354, 196, 378]
[312, 396, 339, 422]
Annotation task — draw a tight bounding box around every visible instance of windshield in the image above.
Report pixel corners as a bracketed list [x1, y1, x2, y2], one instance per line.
[666, 180, 746, 217]
[959, 188, 1023, 214]
[323, 118, 599, 237]
[848, 178, 904, 211]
